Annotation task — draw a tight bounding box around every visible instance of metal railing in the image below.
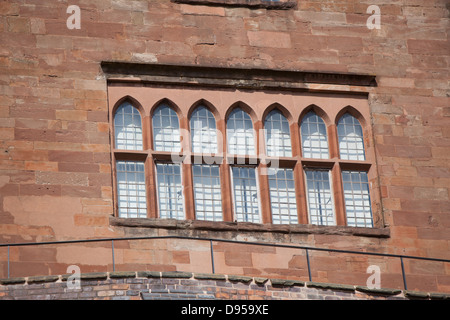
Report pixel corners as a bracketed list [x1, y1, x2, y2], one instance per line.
[1, 235, 450, 291]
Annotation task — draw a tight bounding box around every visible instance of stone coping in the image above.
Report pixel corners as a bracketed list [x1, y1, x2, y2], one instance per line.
[1, 271, 448, 300]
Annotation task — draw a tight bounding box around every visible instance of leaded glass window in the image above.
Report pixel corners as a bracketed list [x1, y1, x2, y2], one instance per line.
[268, 168, 298, 224]
[192, 164, 223, 221]
[156, 163, 184, 220]
[226, 108, 255, 155]
[342, 170, 373, 228]
[231, 166, 260, 223]
[305, 169, 335, 226]
[300, 111, 329, 159]
[152, 104, 181, 152]
[190, 106, 218, 154]
[114, 102, 143, 150]
[116, 161, 147, 218]
[337, 113, 365, 161]
[265, 109, 292, 157]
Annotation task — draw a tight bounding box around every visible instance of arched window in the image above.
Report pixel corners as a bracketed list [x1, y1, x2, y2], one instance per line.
[114, 102, 143, 150]
[152, 103, 181, 152]
[226, 108, 255, 155]
[300, 111, 329, 159]
[190, 105, 218, 154]
[337, 113, 365, 161]
[264, 109, 292, 157]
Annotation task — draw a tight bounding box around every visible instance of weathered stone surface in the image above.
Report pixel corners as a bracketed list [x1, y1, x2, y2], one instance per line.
[194, 273, 227, 281]
[306, 282, 354, 292]
[404, 291, 429, 299]
[0, 277, 26, 285]
[137, 271, 161, 278]
[356, 286, 402, 296]
[272, 279, 305, 287]
[27, 275, 59, 284]
[109, 271, 136, 279]
[80, 273, 108, 281]
[227, 275, 253, 283]
[161, 271, 193, 279]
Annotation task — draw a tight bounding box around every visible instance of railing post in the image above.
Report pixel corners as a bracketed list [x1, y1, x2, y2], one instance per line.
[7, 245, 10, 279]
[400, 257, 407, 290]
[305, 248, 312, 282]
[111, 240, 115, 272]
[210, 240, 215, 274]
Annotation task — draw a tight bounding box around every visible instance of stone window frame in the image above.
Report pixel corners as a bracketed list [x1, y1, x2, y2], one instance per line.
[104, 62, 387, 238]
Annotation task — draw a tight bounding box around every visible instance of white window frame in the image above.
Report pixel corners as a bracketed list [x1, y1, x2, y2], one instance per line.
[226, 108, 256, 156]
[268, 167, 298, 225]
[342, 170, 373, 228]
[114, 102, 143, 151]
[192, 164, 223, 221]
[190, 105, 218, 154]
[152, 104, 181, 152]
[337, 113, 366, 161]
[154, 162, 185, 220]
[264, 109, 292, 157]
[300, 111, 329, 159]
[116, 160, 148, 219]
[230, 165, 262, 224]
[304, 169, 336, 226]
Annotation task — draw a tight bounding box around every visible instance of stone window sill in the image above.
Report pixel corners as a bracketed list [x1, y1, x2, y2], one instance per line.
[171, 0, 297, 10]
[110, 216, 390, 239]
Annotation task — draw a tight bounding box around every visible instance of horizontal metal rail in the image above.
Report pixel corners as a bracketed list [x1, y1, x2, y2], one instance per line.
[2, 235, 449, 262]
[1, 235, 450, 291]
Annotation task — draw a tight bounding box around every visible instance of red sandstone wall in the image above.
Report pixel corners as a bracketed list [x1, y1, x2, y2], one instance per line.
[0, 0, 449, 292]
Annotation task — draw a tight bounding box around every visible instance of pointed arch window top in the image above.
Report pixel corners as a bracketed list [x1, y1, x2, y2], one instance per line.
[226, 108, 255, 156]
[190, 105, 218, 154]
[114, 102, 143, 151]
[265, 109, 292, 157]
[152, 104, 181, 152]
[337, 113, 365, 161]
[300, 111, 329, 159]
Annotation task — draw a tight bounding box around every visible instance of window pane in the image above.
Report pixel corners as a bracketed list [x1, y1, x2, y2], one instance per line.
[227, 108, 255, 155]
[342, 170, 373, 227]
[190, 106, 218, 154]
[305, 169, 335, 226]
[156, 163, 184, 220]
[152, 104, 181, 152]
[116, 160, 147, 218]
[192, 164, 222, 221]
[231, 166, 260, 223]
[337, 113, 365, 160]
[114, 102, 143, 150]
[268, 168, 298, 224]
[300, 111, 329, 159]
[265, 110, 292, 157]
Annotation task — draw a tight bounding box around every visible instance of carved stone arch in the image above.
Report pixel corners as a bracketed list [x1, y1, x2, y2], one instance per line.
[335, 105, 367, 128]
[150, 98, 183, 119]
[112, 95, 145, 118]
[262, 103, 294, 125]
[225, 101, 257, 124]
[298, 104, 331, 127]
